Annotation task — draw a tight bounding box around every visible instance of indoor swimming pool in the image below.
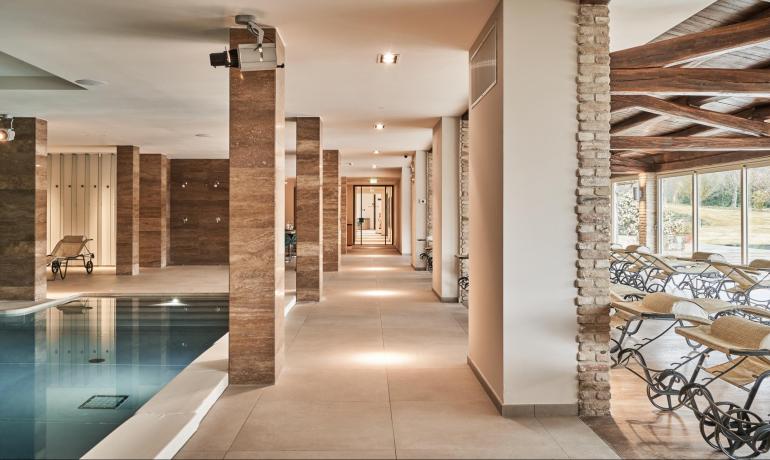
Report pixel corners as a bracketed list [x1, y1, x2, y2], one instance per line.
[0, 295, 228, 459]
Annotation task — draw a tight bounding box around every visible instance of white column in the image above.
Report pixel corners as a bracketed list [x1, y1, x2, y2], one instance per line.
[400, 163, 412, 256]
[411, 150, 428, 269]
[432, 117, 460, 302]
[468, 0, 578, 416]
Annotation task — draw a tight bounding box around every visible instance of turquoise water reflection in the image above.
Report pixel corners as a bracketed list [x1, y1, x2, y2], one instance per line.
[0, 296, 228, 459]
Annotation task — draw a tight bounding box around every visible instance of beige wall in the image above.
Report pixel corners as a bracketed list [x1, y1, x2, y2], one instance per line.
[432, 117, 460, 300]
[400, 164, 412, 256]
[411, 151, 428, 268]
[469, 0, 578, 412]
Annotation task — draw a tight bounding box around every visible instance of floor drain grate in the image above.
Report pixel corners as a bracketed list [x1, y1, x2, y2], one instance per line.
[79, 395, 128, 410]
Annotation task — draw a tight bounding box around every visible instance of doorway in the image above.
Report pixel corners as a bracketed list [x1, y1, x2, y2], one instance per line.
[353, 185, 393, 246]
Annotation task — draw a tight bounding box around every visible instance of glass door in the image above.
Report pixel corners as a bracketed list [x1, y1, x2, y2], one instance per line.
[353, 185, 394, 246]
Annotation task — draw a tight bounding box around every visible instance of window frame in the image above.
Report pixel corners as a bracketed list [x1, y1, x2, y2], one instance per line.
[610, 176, 641, 247]
[656, 157, 770, 265]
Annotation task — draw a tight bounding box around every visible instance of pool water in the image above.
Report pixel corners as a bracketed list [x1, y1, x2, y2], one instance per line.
[0, 296, 228, 460]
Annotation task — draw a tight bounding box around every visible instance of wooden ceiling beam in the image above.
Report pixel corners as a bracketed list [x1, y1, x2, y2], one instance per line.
[612, 95, 770, 136]
[611, 15, 770, 69]
[611, 68, 770, 97]
[655, 151, 770, 172]
[668, 104, 770, 137]
[611, 136, 770, 152]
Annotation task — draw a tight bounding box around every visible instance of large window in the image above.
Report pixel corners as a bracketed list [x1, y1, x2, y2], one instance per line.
[698, 170, 742, 263]
[612, 180, 639, 246]
[660, 175, 693, 257]
[749, 166, 770, 261]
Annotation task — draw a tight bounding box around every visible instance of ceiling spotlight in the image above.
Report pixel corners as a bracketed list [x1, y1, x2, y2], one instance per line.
[377, 52, 399, 64]
[373, 150, 380, 154]
[372, 164, 378, 169]
[0, 115, 15, 142]
[347, 162, 354, 166]
[374, 123, 385, 130]
[369, 178, 378, 184]
[195, 133, 212, 138]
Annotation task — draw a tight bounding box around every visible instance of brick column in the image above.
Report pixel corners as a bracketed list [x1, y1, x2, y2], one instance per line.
[0, 118, 47, 300]
[340, 176, 347, 254]
[638, 172, 657, 251]
[322, 149, 340, 271]
[459, 119, 470, 306]
[575, 0, 612, 417]
[116, 145, 139, 276]
[229, 27, 286, 384]
[139, 154, 168, 268]
[296, 117, 323, 301]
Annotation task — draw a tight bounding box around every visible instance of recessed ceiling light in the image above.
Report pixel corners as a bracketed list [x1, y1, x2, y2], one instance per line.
[377, 52, 399, 64]
[372, 164, 378, 169]
[373, 150, 380, 154]
[75, 79, 108, 87]
[369, 178, 378, 184]
[374, 123, 385, 130]
[195, 133, 212, 138]
[347, 162, 354, 166]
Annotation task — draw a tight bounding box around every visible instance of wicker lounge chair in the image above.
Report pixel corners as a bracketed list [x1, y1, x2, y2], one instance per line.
[676, 312, 770, 459]
[708, 261, 770, 307]
[612, 293, 737, 411]
[47, 235, 95, 280]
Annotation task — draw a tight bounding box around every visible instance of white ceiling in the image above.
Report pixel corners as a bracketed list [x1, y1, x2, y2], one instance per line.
[0, 0, 709, 177]
[609, 0, 714, 52]
[0, 0, 496, 177]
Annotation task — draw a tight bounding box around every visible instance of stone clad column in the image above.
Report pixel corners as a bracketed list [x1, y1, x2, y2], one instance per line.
[116, 145, 139, 276]
[0, 118, 47, 300]
[322, 150, 340, 271]
[340, 176, 347, 254]
[139, 154, 168, 268]
[229, 27, 286, 384]
[296, 117, 323, 301]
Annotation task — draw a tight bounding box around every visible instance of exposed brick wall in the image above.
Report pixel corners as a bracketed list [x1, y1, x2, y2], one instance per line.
[458, 119, 470, 306]
[576, 0, 612, 417]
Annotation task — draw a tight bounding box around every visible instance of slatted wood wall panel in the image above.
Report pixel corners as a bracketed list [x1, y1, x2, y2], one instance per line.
[47, 153, 117, 266]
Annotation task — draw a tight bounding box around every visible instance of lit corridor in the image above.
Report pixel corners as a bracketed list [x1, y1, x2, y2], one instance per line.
[177, 249, 616, 459]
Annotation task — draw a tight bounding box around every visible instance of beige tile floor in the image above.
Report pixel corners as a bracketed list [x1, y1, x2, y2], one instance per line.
[177, 249, 618, 460]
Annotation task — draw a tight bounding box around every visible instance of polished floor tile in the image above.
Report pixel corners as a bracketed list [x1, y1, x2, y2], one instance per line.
[177, 249, 614, 459]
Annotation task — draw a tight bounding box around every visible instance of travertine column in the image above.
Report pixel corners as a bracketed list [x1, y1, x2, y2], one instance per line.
[229, 27, 286, 384]
[295, 117, 323, 301]
[322, 149, 340, 272]
[139, 154, 168, 268]
[0, 118, 47, 300]
[116, 145, 139, 276]
[340, 176, 347, 254]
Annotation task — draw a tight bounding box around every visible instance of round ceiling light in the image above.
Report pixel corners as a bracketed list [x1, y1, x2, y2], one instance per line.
[75, 79, 108, 87]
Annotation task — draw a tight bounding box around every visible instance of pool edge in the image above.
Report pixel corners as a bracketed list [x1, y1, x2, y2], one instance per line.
[81, 333, 230, 460]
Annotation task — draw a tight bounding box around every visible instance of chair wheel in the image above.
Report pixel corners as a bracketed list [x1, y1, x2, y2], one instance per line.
[646, 370, 687, 411]
[85, 260, 93, 274]
[51, 261, 60, 274]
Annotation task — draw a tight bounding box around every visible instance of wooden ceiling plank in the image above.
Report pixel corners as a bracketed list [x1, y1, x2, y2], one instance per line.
[611, 136, 770, 151]
[611, 15, 770, 69]
[612, 95, 770, 136]
[611, 68, 770, 97]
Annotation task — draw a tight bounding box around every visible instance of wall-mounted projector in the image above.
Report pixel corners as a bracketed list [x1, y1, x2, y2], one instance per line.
[209, 14, 283, 72]
[0, 115, 15, 142]
[210, 43, 279, 71]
